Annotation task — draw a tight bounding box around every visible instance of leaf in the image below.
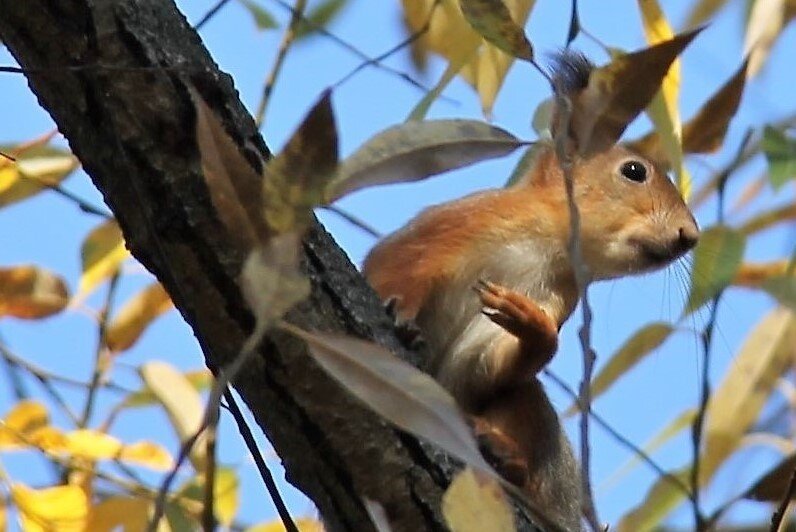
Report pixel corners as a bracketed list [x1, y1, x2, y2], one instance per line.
[363, 498, 393, 532]
[295, 0, 349, 40]
[459, 0, 533, 61]
[118, 440, 173, 470]
[239, 0, 279, 30]
[290, 327, 494, 473]
[328, 120, 525, 201]
[65, 429, 122, 460]
[85, 496, 150, 532]
[442, 468, 515, 531]
[0, 141, 78, 208]
[686, 0, 731, 27]
[763, 276, 796, 312]
[408, 51, 476, 121]
[505, 143, 545, 186]
[0, 400, 49, 449]
[245, 518, 325, 532]
[0, 265, 69, 319]
[568, 28, 701, 155]
[616, 467, 690, 532]
[744, 452, 796, 501]
[637, 0, 690, 197]
[123, 369, 212, 408]
[191, 86, 266, 246]
[77, 218, 128, 299]
[566, 323, 673, 415]
[761, 126, 796, 190]
[684, 225, 745, 314]
[11, 484, 88, 532]
[139, 361, 207, 469]
[263, 91, 338, 233]
[702, 308, 796, 481]
[739, 204, 796, 235]
[744, 0, 786, 76]
[732, 260, 790, 288]
[240, 232, 310, 335]
[180, 467, 239, 527]
[401, 0, 536, 114]
[105, 282, 173, 352]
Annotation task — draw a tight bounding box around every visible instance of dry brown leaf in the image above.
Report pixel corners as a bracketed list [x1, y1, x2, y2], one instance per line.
[105, 282, 173, 352]
[0, 265, 69, 319]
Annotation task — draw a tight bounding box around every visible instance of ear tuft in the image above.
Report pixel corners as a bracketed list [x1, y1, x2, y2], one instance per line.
[548, 50, 594, 95]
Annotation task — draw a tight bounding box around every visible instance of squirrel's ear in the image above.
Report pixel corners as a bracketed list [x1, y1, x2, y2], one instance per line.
[549, 28, 701, 157]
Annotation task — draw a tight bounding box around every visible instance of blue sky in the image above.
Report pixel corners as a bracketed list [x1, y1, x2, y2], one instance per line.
[1, 0, 795, 528]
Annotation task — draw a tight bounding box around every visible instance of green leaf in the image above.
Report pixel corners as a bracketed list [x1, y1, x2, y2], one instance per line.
[295, 0, 349, 40]
[459, 0, 534, 61]
[761, 126, 796, 190]
[684, 225, 745, 314]
[328, 119, 525, 201]
[239, 0, 279, 30]
[762, 276, 796, 312]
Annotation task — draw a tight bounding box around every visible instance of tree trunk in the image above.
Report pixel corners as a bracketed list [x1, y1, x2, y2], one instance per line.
[0, 1, 541, 530]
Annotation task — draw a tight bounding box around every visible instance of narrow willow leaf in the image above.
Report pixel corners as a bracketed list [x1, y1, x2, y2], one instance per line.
[569, 27, 701, 155]
[191, 86, 265, 246]
[566, 322, 673, 415]
[77, 218, 128, 299]
[732, 260, 790, 288]
[761, 126, 796, 190]
[240, 232, 310, 334]
[684, 225, 745, 314]
[565, 0, 580, 45]
[763, 276, 796, 312]
[459, 0, 533, 60]
[180, 467, 239, 527]
[686, 0, 731, 27]
[442, 468, 515, 531]
[702, 308, 796, 480]
[295, 0, 349, 40]
[86, 497, 150, 532]
[139, 361, 207, 469]
[363, 498, 393, 532]
[263, 91, 338, 232]
[617, 467, 690, 531]
[744, 0, 786, 76]
[105, 282, 173, 352]
[505, 143, 545, 186]
[290, 327, 494, 473]
[328, 119, 524, 201]
[245, 518, 325, 532]
[408, 50, 476, 121]
[0, 142, 78, 208]
[123, 369, 212, 408]
[12, 484, 88, 532]
[239, 0, 279, 30]
[0, 265, 69, 319]
[637, 0, 690, 197]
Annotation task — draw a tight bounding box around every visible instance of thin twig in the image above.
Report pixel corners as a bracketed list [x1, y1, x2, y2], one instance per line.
[321, 205, 381, 239]
[551, 89, 600, 529]
[255, 0, 309, 127]
[195, 0, 233, 30]
[202, 402, 220, 531]
[81, 271, 121, 427]
[544, 370, 691, 496]
[269, 0, 448, 100]
[224, 388, 298, 532]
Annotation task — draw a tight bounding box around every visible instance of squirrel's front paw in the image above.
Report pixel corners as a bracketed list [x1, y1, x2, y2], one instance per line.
[473, 279, 555, 338]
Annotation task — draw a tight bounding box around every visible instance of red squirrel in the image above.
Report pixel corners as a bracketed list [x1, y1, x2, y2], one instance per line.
[363, 52, 699, 530]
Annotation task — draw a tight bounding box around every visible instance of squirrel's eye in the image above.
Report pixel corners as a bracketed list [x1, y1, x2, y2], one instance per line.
[620, 160, 647, 183]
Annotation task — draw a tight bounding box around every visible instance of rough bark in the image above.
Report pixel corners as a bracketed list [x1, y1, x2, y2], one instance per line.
[0, 1, 542, 530]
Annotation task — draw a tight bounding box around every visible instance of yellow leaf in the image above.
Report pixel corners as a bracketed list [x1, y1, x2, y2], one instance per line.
[745, 0, 786, 76]
[0, 139, 77, 208]
[65, 429, 122, 460]
[442, 468, 514, 532]
[180, 467, 239, 527]
[11, 484, 88, 532]
[123, 368, 212, 408]
[637, 0, 690, 197]
[0, 400, 49, 449]
[245, 518, 325, 532]
[86, 496, 150, 532]
[105, 282, 173, 352]
[402, 0, 535, 115]
[118, 441, 173, 470]
[686, 0, 731, 27]
[0, 504, 6, 531]
[139, 361, 207, 469]
[76, 219, 129, 300]
[0, 265, 69, 320]
[28, 426, 67, 453]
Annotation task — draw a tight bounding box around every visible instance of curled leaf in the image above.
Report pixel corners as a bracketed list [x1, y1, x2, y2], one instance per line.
[0, 265, 69, 319]
[459, 0, 533, 61]
[328, 119, 525, 200]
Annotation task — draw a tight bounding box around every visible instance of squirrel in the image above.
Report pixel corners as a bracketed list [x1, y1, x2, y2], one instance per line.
[363, 51, 699, 531]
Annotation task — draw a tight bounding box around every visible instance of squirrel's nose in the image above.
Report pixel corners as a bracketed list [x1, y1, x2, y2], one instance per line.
[677, 224, 699, 252]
